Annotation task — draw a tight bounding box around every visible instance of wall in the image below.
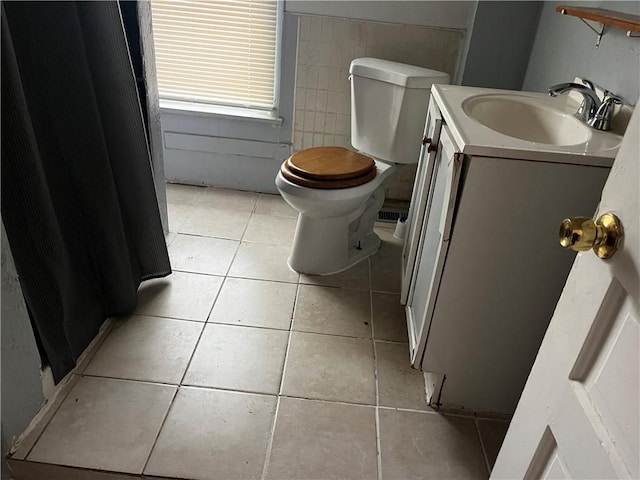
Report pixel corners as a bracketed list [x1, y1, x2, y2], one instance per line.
[1, 222, 44, 479]
[461, 1, 542, 90]
[523, 1, 640, 105]
[137, 1, 169, 233]
[285, 1, 474, 29]
[292, 15, 464, 200]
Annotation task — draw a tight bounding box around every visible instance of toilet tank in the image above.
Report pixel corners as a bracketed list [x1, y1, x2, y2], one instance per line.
[349, 58, 449, 164]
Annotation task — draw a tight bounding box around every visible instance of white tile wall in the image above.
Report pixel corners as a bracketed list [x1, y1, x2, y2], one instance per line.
[292, 15, 464, 200]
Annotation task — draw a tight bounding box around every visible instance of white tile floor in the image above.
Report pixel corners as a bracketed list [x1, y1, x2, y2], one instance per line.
[9, 184, 509, 480]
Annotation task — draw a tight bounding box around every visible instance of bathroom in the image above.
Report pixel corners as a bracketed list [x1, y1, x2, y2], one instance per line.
[2, 1, 639, 479]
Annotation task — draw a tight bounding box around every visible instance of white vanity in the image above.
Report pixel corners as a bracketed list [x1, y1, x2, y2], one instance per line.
[401, 84, 623, 415]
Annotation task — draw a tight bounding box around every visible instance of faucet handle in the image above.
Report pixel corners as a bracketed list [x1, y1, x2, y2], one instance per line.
[602, 91, 623, 105]
[581, 78, 596, 91]
[588, 93, 623, 131]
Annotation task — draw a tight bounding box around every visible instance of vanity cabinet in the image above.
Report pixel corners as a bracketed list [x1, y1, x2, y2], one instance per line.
[401, 119, 461, 356]
[402, 86, 617, 415]
[401, 100, 444, 304]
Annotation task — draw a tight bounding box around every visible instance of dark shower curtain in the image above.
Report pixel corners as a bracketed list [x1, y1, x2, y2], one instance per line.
[1, 2, 171, 382]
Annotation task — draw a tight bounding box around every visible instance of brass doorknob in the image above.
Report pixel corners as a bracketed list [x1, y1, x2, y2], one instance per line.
[559, 212, 623, 259]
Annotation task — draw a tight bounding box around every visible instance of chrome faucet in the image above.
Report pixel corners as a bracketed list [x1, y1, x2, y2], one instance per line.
[548, 80, 601, 123]
[548, 80, 623, 131]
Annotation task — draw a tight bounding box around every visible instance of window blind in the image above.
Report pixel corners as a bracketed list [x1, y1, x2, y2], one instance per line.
[150, 0, 278, 110]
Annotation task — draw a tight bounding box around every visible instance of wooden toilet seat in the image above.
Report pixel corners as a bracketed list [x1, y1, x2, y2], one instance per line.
[280, 146, 376, 189]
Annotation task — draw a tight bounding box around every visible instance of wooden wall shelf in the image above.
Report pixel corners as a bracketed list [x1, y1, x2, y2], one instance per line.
[556, 5, 640, 48]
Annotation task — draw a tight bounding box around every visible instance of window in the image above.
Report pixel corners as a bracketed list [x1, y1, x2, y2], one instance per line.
[150, 0, 279, 111]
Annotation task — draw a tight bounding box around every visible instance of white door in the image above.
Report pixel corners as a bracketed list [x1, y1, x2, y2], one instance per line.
[492, 108, 639, 479]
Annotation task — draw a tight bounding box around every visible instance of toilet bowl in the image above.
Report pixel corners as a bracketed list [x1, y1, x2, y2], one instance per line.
[276, 153, 396, 275]
[276, 58, 449, 275]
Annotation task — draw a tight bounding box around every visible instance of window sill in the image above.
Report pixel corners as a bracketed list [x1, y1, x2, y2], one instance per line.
[159, 99, 283, 126]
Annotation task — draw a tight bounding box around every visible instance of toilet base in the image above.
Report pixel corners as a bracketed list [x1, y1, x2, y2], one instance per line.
[287, 227, 381, 276]
[287, 186, 385, 276]
[343, 231, 381, 274]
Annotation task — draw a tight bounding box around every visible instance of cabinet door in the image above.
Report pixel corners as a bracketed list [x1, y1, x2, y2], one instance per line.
[406, 126, 462, 365]
[401, 99, 444, 304]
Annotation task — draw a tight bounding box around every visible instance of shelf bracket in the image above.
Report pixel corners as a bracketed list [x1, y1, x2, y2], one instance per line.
[575, 15, 607, 49]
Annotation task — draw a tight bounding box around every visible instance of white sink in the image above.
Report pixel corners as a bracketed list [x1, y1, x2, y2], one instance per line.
[462, 94, 592, 146]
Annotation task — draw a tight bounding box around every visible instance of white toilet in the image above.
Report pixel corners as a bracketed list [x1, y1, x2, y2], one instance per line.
[276, 58, 449, 275]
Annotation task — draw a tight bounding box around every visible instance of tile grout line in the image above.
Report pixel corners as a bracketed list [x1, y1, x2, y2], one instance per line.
[171, 195, 198, 233]
[175, 186, 257, 240]
[168, 231, 240, 242]
[192, 186, 205, 207]
[140, 261, 227, 476]
[177, 384, 278, 398]
[275, 394, 376, 409]
[156, 270, 227, 281]
[79, 373, 181, 388]
[10, 460, 147, 479]
[140, 386, 180, 476]
[238, 195, 260, 245]
[127, 312, 211, 325]
[368, 337, 409, 346]
[474, 417, 492, 476]
[438, 410, 511, 421]
[177, 274, 227, 386]
[166, 266, 394, 294]
[165, 180, 205, 237]
[221, 237, 243, 280]
[369, 258, 384, 480]
[71, 374, 433, 410]
[71, 376, 348, 403]
[204, 320, 292, 334]
[261, 280, 301, 480]
[139, 306, 409, 341]
[166, 182, 206, 210]
[377, 404, 438, 415]
[166, 266, 399, 296]
[228, 275, 298, 287]
[375, 407, 383, 480]
[260, 396, 282, 480]
[165, 232, 177, 248]
[267, 326, 389, 342]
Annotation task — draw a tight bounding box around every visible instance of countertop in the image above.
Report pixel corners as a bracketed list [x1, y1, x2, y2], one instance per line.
[432, 84, 623, 168]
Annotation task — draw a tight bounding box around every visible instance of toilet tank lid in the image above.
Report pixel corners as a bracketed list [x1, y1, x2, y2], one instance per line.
[350, 58, 450, 89]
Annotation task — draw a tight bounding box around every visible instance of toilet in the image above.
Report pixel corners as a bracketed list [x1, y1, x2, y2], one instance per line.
[276, 58, 449, 275]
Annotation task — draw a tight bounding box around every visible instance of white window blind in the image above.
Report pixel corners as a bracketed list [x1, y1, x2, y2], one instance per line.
[150, 0, 278, 110]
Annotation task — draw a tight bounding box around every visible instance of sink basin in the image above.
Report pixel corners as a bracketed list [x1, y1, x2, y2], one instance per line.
[462, 94, 592, 146]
